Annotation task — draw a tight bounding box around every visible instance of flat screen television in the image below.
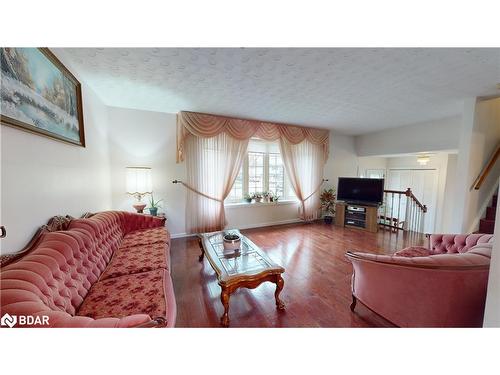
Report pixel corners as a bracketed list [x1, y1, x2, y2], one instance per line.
[337, 177, 384, 205]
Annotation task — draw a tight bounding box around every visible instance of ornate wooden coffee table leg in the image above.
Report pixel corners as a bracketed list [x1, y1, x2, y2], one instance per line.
[220, 287, 230, 327]
[198, 237, 205, 261]
[350, 294, 357, 311]
[274, 275, 285, 310]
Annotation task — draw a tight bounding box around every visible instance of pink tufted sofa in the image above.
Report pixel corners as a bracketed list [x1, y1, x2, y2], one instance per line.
[0, 211, 176, 328]
[346, 233, 494, 327]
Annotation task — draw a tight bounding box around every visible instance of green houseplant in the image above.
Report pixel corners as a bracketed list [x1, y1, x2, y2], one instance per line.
[262, 191, 271, 202]
[320, 188, 336, 224]
[269, 192, 280, 202]
[148, 193, 163, 216]
[252, 192, 263, 203]
[244, 193, 252, 203]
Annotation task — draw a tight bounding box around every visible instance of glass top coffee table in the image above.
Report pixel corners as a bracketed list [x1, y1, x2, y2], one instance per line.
[198, 229, 285, 327]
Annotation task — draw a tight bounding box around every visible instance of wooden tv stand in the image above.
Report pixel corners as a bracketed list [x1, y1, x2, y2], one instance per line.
[334, 202, 378, 233]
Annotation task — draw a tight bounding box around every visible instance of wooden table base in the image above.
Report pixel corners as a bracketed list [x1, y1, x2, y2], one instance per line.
[219, 274, 286, 327]
[198, 238, 285, 327]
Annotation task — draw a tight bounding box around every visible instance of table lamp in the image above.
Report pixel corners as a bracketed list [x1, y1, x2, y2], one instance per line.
[126, 167, 152, 213]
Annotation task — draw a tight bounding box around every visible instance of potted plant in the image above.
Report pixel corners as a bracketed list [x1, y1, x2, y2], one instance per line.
[244, 193, 252, 203]
[148, 193, 163, 216]
[253, 192, 263, 203]
[262, 191, 271, 202]
[269, 192, 280, 202]
[320, 188, 336, 224]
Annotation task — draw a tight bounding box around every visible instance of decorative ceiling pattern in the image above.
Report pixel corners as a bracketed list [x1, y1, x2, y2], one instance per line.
[54, 48, 500, 134]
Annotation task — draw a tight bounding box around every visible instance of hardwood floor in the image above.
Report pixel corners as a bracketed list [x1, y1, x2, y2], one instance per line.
[170, 222, 425, 327]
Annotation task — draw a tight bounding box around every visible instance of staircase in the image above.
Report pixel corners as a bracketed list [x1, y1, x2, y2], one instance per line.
[479, 192, 497, 234]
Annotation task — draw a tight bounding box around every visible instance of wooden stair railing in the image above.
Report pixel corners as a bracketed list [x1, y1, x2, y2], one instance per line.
[472, 143, 500, 190]
[379, 188, 427, 233]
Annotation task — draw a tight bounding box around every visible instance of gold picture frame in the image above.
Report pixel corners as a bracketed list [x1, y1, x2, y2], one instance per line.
[0, 47, 85, 147]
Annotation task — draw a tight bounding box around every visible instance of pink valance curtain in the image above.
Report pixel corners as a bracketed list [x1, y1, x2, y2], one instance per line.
[177, 111, 329, 163]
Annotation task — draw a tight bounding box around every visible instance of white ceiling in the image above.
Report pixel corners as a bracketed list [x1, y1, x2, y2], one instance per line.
[54, 48, 500, 135]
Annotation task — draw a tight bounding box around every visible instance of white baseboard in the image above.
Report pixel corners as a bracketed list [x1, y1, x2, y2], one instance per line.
[170, 218, 303, 239]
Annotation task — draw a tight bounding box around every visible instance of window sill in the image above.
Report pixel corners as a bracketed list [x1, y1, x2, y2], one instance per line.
[224, 200, 299, 208]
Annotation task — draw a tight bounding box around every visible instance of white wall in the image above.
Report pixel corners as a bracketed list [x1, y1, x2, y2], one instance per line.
[325, 132, 358, 191]
[0, 83, 112, 253]
[106, 107, 187, 237]
[225, 202, 301, 230]
[357, 156, 388, 178]
[441, 153, 458, 232]
[483, 177, 500, 327]
[464, 97, 500, 232]
[355, 116, 462, 157]
[453, 97, 500, 233]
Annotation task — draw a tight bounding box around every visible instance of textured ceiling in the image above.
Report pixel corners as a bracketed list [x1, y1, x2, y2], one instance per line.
[54, 48, 500, 135]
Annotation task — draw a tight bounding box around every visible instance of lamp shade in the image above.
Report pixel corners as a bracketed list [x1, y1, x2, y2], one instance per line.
[126, 167, 152, 194]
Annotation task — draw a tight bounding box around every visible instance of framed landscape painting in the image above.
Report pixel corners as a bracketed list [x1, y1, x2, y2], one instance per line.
[0, 48, 85, 146]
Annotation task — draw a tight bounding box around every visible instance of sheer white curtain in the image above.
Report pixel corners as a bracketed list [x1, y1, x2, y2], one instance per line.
[279, 138, 325, 221]
[185, 133, 248, 233]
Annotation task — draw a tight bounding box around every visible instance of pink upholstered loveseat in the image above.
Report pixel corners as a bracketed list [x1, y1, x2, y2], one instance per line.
[346, 233, 494, 328]
[0, 211, 176, 328]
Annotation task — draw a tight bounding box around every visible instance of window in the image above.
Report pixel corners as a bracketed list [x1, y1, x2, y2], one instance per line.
[268, 153, 285, 197]
[227, 168, 243, 201]
[227, 139, 296, 203]
[248, 152, 265, 194]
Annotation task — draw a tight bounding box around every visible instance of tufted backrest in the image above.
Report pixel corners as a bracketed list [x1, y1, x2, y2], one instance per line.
[429, 233, 494, 254]
[68, 211, 125, 264]
[119, 211, 164, 234]
[0, 229, 108, 316]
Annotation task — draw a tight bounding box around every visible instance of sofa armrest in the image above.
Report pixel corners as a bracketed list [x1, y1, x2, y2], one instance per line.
[346, 251, 490, 270]
[17, 307, 169, 328]
[120, 212, 166, 234]
[134, 317, 168, 328]
[45, 311, 154, 328]
[0, 306, 155, 328]
[345, 251, 490, 327]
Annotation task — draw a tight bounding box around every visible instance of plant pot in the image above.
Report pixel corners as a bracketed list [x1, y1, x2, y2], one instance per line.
[324, 215, 333, 224]
[223, 233, 241, 251]
[244, 198, 252, 203]
[254, 197, 262, 203]
[149, 207, 158, 216]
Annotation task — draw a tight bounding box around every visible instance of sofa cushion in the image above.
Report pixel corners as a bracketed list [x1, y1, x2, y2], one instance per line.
[120, 227, 169, 248]
[467, 243, 493, 258]
[77, 269, 173, 322]
[394, 246, 431, 257]
[100, 242, 170, 280]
